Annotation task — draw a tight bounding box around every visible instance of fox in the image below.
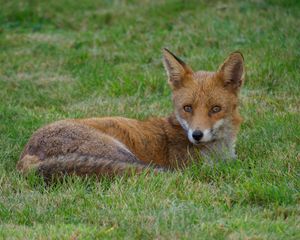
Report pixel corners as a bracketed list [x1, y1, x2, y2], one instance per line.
[17, 49, 245, 180]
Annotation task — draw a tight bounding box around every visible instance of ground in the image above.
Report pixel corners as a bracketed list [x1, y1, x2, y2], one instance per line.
[0, 0, 299, 239]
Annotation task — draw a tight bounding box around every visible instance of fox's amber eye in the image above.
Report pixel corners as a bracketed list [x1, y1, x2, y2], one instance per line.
[211, 106, 221, 113]
[183, 105, 193, 113]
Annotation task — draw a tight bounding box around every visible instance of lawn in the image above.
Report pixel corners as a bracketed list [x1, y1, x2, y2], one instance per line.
[0, 0, 299, 239]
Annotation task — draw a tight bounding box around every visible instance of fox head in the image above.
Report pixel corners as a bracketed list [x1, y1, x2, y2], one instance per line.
[163, 49, 244, 145]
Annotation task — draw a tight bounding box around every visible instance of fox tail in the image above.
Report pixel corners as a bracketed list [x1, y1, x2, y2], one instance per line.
[17, 153, 165, 180]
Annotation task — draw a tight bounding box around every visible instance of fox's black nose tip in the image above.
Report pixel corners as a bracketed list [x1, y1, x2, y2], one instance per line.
[192, 130, 203, 141]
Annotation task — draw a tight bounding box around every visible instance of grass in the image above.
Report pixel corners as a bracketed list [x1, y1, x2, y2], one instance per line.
[0, 0, 299, 239]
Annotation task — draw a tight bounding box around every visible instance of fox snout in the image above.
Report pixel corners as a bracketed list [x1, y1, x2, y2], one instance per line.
[188, 128, 212, 144]
[191, 130, 203, 141]
[186, 119, 225, 145]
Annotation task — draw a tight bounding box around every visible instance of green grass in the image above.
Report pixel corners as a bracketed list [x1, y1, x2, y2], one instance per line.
[0, 0, 299, 239]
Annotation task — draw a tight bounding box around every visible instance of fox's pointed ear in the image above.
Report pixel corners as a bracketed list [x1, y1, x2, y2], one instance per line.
[162, 48, 193, 89]
[218, 51, 245, 92]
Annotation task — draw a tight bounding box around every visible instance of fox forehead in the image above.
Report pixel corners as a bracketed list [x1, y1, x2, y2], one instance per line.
[173, 71, 237, 108]
[193, 70, 216, 80]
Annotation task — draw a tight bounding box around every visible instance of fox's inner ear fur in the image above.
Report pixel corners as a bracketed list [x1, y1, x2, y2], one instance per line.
[162, 48, 193, 89]
[218, 51, 245, 92]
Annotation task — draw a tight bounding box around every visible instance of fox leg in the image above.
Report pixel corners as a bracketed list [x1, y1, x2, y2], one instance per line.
[17, 120, 163, 179]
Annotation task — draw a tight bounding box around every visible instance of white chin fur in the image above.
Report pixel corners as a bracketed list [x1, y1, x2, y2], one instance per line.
[200, 129, 213, 142]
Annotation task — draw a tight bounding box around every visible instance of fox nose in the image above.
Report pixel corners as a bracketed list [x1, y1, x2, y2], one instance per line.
[192, 130, 203, 141]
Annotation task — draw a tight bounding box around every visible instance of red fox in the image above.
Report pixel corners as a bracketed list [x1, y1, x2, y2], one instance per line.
[17, 49, 245, 179]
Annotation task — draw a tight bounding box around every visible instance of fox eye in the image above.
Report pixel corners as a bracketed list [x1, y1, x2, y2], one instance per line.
[211, 106, 221, 113]
[183, 105, 193, 113]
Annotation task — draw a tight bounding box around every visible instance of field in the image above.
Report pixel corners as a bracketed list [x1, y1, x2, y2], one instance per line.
[0, 0, 299, 239]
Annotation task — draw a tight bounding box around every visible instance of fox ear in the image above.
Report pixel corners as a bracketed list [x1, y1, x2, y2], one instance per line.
[162, 48, 193, 89]
[218, 51, 245, 92]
